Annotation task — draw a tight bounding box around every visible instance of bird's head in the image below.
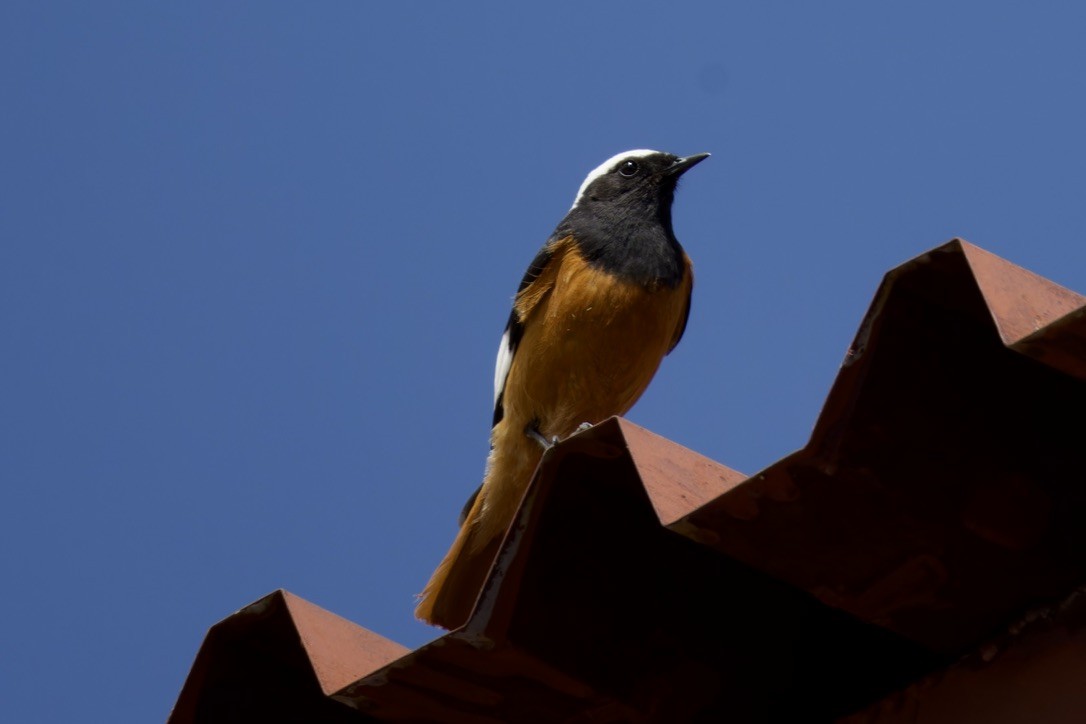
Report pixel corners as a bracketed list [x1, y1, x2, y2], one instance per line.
[570, 149, 710, 213]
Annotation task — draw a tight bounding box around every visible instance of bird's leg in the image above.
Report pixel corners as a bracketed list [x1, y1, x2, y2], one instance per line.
[525, 421, 596, 450]
[525, 422, 558, 450]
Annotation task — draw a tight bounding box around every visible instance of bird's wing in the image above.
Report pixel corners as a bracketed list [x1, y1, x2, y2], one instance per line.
[492, 235, 573, 427]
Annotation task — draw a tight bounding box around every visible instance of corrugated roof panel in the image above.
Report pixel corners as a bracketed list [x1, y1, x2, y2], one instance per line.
[171, 240, 1086, 722]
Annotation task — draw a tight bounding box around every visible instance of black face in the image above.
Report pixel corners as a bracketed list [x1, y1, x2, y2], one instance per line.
[556, 150, 707, 287]
[578, 152, 683, 206]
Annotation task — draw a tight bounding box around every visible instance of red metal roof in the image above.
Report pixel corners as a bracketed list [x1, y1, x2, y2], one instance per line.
[171, 239, 1086, 722]
[842, 585, 1086, 724]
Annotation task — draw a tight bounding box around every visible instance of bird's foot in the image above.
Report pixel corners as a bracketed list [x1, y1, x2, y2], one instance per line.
[525, 421, 595, 449]
[525, 423, 558, 450]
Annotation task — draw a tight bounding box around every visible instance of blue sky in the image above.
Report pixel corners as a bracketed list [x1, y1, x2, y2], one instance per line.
[4, 3, 1086, 721]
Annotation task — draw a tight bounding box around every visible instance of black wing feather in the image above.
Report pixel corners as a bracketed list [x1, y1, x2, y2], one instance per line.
[492, 242, 555, 428]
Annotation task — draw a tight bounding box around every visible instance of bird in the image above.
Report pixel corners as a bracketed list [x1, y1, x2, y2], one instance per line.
[415, 149, 709, 629]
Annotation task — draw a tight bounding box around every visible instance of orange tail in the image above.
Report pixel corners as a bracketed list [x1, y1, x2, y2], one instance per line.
[413, 489, 504, 629]
[416, 425, 542, 629]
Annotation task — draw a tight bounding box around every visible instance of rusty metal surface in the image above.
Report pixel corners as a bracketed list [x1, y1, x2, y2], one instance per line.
[677, 239, 1086, 654]
[958, 242, 1086, 380]
[172, 240, 1086, 721]
[839, 586, 1086, 724]
[169, 590, 407, 723]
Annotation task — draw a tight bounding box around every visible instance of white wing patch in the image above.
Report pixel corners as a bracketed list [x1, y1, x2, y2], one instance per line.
[493, 328, 514, 411]
[571, 149, 661, 209]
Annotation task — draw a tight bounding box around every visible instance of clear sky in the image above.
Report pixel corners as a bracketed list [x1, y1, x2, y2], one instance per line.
[4, 3, 1086, 721]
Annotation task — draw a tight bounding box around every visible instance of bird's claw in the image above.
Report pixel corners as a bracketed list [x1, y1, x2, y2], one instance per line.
[526, 421, 595, 450]
[526, 424, 558, 450]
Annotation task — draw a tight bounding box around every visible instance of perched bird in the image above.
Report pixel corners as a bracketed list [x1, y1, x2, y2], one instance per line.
[416, 149, 709, 629]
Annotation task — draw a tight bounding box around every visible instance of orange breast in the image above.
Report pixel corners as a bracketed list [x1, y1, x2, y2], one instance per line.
[503, 241, 691, 439]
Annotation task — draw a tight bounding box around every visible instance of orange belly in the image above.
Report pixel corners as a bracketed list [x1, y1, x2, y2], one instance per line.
[506, 247, 689, 437]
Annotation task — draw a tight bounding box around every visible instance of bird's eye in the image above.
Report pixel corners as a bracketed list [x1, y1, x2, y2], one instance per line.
[618, 160, 639, 177]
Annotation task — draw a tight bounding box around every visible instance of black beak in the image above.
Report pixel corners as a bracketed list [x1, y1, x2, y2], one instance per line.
[665, 152, 710, 178]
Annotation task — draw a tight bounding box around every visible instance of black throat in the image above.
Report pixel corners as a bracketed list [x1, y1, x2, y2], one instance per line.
[556, 185, 686, 288]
